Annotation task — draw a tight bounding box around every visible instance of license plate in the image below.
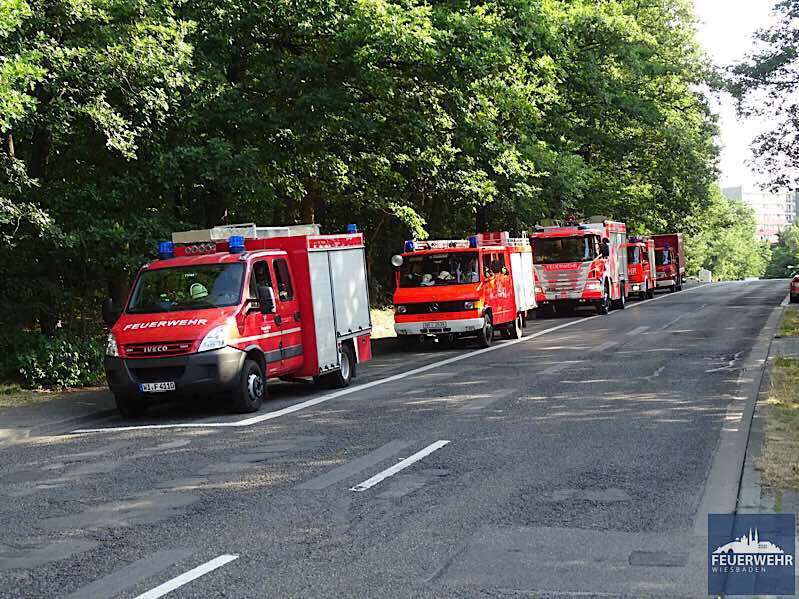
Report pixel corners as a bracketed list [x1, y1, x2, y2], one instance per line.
[424, 322, 446, 329]
[557, 292, 568, 299]
[139, 382, 175, 393]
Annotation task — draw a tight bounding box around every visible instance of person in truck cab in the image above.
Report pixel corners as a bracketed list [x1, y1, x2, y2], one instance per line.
[464, 259, 480, 282]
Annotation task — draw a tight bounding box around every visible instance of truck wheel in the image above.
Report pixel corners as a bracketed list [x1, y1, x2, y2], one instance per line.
[676, 280, 683, 291]
[115, 393, 147, 419]
[596, 287, 610, 315]
[507, 313, 523, 339]
[319, 344, 355, 388]
[477, 313, 494, 348]
[612, 289, 626, 310]
[791, 294, 798, 304]
[398, 335, 418, 352]
[437, 333, 456, 349]
[670, 283, 677, 293]
[647, 283, 655, 299]
[231, 359, 266, 413]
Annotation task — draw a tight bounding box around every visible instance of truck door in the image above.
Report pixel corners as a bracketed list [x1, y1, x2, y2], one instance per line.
[271, 256, 304, 372]
[247, 259, 282, 375]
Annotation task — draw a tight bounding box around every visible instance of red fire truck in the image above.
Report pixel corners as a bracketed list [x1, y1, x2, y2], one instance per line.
[530, 218, 628, 316]
[652, 233, 685, 292]
[391, 232, 536, 349]
[624, 236, 656, 300]
[102, 224, 372, 417]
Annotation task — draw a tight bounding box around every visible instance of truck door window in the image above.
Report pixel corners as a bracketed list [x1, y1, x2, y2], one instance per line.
[491, 253, 506, 275]
[250, 260, 272, 299]
[273, 259, 294, 301]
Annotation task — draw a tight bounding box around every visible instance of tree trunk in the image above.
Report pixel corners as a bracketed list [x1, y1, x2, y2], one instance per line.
[476, 204, 488, 233]
[300, 182, 322, 223]
[4, 131, 14, 158]
[30, 127, 51, 179]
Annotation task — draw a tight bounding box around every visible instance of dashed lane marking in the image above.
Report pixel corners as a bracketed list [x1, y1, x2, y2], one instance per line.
[351, 440, 450, 492]
[297, 440, 413, 490]
[133, 554, 238, 599]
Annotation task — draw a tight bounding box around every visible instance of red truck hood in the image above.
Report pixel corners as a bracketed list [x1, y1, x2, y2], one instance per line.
[112, 306, 239, 346]
[393, 284, 482, 304]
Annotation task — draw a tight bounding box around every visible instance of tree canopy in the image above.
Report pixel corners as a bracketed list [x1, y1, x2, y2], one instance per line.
[731, 0, 799, 190]
[1, 0, 721, 334]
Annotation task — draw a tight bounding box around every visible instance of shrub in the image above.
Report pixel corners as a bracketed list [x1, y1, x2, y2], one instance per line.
[17, 334, 105, 389]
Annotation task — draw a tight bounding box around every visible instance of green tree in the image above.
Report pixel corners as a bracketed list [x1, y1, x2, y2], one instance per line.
[686, 188, 770, 280]
[731, 0, 799, 190]
[764, 225, 799, 278]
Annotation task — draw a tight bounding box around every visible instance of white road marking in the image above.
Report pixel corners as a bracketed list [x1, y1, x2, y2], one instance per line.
[591, 340, 618, 353]
[73, 283, 711, 435]
[644, 365, 666, 382]
[781, 294, 790, 307]
[133, 554, 238, 599]
[350, 440, 450, 492]
[626, 326, 649, 336]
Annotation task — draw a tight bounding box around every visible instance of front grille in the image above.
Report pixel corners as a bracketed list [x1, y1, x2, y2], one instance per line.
[129, 366, 186, 383]
[124, 341, 193, 358]
[401, 301, 469, 315]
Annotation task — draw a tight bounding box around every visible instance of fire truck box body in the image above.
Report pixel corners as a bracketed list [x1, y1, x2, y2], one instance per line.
[624, 237, 656, 299]
[104, 224, 371, 412]
[530, 220, 628, 313]
[392, 232, 535, 341]
[652, 233, 686, 291]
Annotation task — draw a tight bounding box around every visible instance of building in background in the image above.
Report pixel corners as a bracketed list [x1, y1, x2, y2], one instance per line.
[723, 185, 797, 242]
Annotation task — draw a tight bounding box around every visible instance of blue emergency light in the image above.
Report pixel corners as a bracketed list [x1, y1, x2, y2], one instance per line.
[158, 241, 174, 260]
[228, 235, 245, 254]
[346, 223, 358, 234]
[468, 235, 479, 248]
[404, 240, 415, 252]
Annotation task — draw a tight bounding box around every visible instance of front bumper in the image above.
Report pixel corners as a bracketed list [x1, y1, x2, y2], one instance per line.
[104, 346, 246, 399]
[656, 278, 676, 288]
[395, 317, 485, 336]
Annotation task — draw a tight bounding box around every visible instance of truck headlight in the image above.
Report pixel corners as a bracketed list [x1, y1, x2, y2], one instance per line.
[463, 300, 482, 310]
[198, 319, 238, 353]
[106, 333, 119, 357]
[535, 286, 544, 294]
[395, 305, 407, 314]
[585, 281, 602, 290]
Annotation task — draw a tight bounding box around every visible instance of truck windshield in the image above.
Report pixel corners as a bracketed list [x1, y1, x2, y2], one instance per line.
[127, 264, 244, 313]
[399, 252, 480, 287]
[655, 249, 671, 265]
[627, 246, 642, 264]
[533, 236, 597, 264]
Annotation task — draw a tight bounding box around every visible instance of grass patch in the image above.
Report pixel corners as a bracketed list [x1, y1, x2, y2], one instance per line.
[778, 307, 799, 337]
[760, 357, 799, 489]
[370, 308, 395, 340]
[0, 384, 57, 409]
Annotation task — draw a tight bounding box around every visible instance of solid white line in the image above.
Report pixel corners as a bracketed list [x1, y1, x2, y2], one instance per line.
[133, 554, 238, 599]
[73, 283, 712, 435]
[590, 340, 618, 352]
[350, 440, 450, 492]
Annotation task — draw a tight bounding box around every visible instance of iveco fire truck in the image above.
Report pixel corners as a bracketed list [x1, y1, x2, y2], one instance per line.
[624, 236, 656, 300]
[391, 232, 536, 349]
[652, 233, 685, 292]
[102, 224, 372, 417]
[530, 218, 628, 316]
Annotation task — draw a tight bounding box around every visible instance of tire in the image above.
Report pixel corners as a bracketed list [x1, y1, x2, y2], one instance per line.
[670, 284, 677, 293]
[647, 282, 655, 299]
[536, 304, 555, 319]
[596, 286, 610, 315]
[521, 311, 529, 328]
[477, 313, 494, 348]
[613, 288, 626, 310]
[231, 359, 266, 413]
[319, 344, 355, 389]
[398, 335, 418, 351]
[507, 313, 523, 339]
[437, 333, 456, 349]
[791, 294, 798, 304]
[115, 393, 147, 419]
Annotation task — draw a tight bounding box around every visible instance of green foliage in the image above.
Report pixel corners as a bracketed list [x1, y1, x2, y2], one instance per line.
[685, 188, 770, 280]
[0, 0, 726, 384]
[3, 330, 104, 388]
[765, 226, 799, 279]
[731, 0, 799, 190]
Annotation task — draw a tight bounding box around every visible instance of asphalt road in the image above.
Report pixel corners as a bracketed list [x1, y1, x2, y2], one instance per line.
[0, 280, 788, 598]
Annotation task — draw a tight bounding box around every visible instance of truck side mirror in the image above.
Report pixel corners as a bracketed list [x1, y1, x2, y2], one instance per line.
[601, 241, 610, 258]
[257, 285, 276, 315]
[101, 298, 118, 325]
